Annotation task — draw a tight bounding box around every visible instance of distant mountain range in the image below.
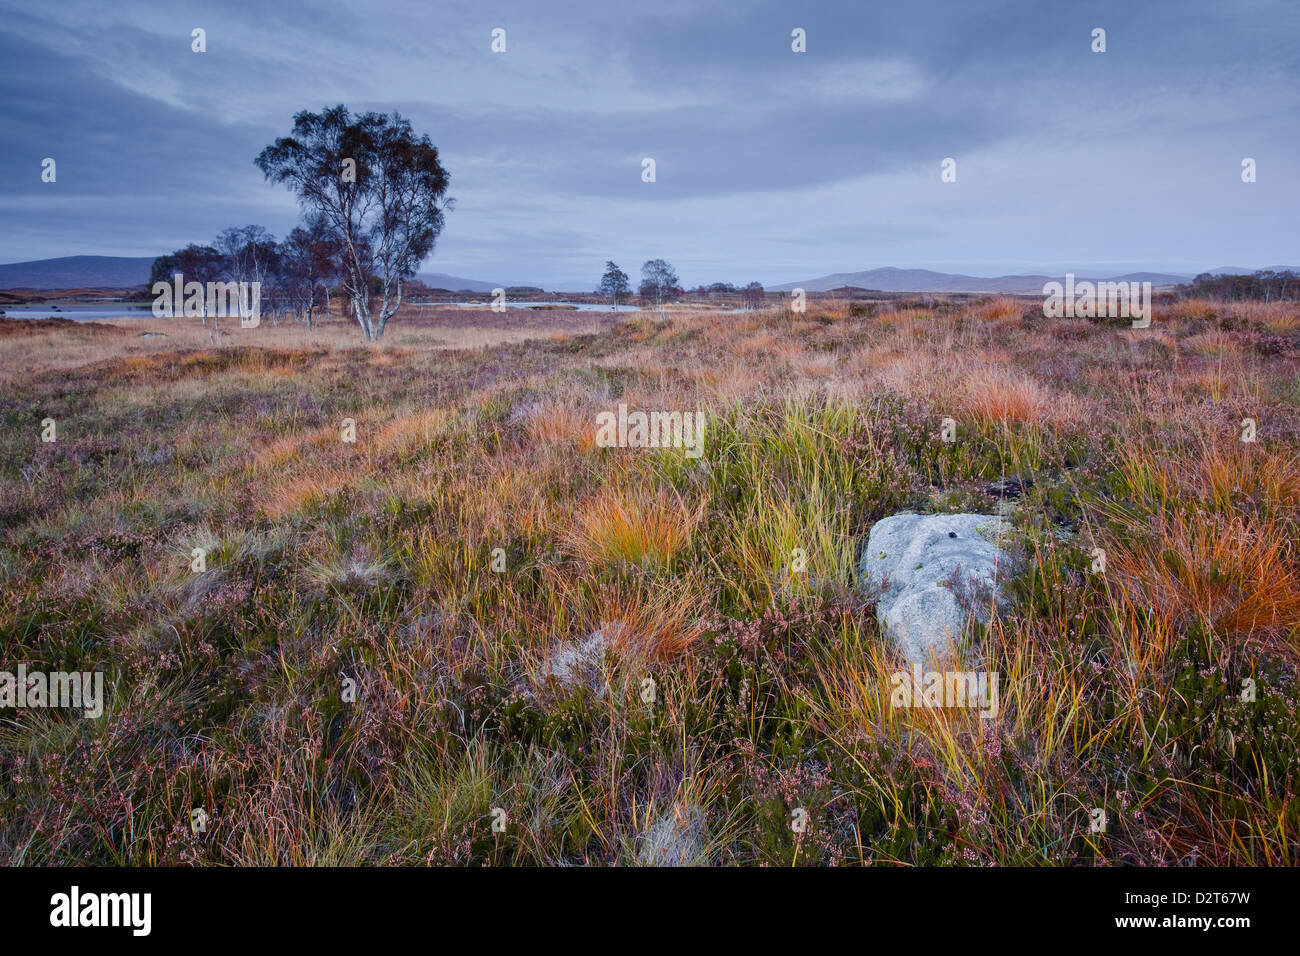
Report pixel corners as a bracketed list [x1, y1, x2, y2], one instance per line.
[1, 256, 1295, 294]
[414, 272, 503, 293]
[1203, 265, 1300, 277]
[765, 266, 1300, 294]
[0, 256, 505, 293]
[0, 256, 157, 290]
[764, 267, 1193, 294]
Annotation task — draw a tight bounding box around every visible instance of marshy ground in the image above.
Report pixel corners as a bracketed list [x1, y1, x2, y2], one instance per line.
[1, 296, 1297, 865]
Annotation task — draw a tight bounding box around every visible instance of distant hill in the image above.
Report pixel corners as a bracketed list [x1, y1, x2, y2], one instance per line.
[0, 257, 511, 294]
[8, 256, 1292, 296]
[416, 272, 505, 293]
[0, 256, 506, 293]
[766, 267, 1194, 294]
[0, 256, 155, 290]
[1206, 266, 1300, 276]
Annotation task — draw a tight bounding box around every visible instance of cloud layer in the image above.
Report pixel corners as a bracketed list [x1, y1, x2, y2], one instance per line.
[1, 0, 1296, 287]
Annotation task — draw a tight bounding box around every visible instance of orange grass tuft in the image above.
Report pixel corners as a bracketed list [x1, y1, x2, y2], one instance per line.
[567, 486, 698, 570]
[1108, 510, 1300, 642]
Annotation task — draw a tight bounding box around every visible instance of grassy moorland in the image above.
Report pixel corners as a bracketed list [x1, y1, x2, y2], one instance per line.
[1, 296, 1297, 866]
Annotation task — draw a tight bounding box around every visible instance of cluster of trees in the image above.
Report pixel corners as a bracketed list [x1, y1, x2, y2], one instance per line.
[149, 216, 343, 328]
[255, 106, 452, 341]
[1179, 269, 1299, 301]
[152, 105, 452, 341]
[690, 281, 766, 308]
[598, 262, 766, 310]
[597, 259, 680, 311]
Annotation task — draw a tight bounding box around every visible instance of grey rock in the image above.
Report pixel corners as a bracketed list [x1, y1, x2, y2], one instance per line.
[860, 512, 1015, 666]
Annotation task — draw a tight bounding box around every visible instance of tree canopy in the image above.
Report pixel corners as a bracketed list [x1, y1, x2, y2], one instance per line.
[255, 105, 452, 340]
[598, 261, 630, 306]
[639, 258, 680, 312]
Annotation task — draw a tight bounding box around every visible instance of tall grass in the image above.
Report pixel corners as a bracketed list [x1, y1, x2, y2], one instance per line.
[1, 295, 1297, 865]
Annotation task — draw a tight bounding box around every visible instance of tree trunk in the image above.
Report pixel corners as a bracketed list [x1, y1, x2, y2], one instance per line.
[375, 278, 403, 339]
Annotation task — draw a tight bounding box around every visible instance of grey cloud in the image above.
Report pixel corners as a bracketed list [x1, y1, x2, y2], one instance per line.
[0, 0, 1295, 284]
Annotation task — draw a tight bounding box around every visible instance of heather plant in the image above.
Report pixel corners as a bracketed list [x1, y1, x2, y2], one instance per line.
[1, 295, 1297, 865]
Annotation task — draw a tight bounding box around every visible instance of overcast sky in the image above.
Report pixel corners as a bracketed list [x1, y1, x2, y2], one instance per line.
[1, 0, 1296, 288]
